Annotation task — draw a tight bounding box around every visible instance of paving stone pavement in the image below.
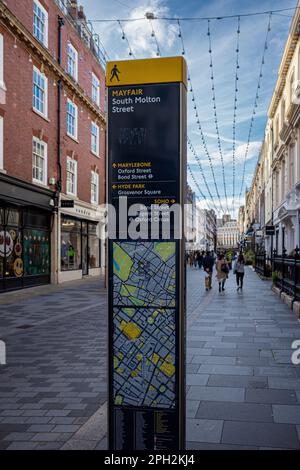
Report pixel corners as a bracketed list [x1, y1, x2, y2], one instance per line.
[1, 268, 300, 450]
[0, 277, 107, 450]
[186, 265, 300, 450]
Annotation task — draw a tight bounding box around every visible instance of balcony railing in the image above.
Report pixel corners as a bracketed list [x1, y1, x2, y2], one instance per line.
[255, 248, 300, 300]
[54, 0, 107, 67]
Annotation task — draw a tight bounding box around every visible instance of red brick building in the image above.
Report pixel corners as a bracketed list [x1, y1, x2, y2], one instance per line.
[0, 0, 106, 291]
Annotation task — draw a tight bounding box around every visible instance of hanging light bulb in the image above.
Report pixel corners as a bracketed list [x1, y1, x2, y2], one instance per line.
[13, 37, 18, 49]
[29, 54, 33, 63]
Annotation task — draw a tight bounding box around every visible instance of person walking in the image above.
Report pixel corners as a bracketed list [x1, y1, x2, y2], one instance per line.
[194, 252, 198, 269]
[203, 251, 214, 291]
[234, 253, 245, 291]
[216, 253, 229, 293]
[197, 251, 204, 270]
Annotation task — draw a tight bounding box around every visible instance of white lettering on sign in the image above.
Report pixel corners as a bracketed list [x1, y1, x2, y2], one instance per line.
[112, 95, 161, 113]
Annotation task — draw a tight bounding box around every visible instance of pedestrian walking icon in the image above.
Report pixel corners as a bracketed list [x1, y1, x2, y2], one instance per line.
[110, 64, 121, 82]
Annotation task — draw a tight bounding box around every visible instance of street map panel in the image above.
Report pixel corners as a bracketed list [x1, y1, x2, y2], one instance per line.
[113, 307, 176, 408]
[113, 241, 176, 307]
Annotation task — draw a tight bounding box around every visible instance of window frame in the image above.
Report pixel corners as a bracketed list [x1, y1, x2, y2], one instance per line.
[92, 73, 100, 107]
[91, 171, 99, 205]
[67, 99, 78, 141]
[0, 116, 3, 171]
[32, 136, 48, 186]
[66, 157, 77, 196]
[67, 42, 78, 82]
[91, 121, 100, 156]
[33, 0, 49, 48]
[0, 33, 5, 91]
[33, 66, 48, 118]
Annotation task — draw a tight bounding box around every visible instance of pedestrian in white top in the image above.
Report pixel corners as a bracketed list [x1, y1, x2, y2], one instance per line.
[234, 253, 245, 291]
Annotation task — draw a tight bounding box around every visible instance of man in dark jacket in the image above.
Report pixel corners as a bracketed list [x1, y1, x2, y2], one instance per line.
[203, 251, 214, 290]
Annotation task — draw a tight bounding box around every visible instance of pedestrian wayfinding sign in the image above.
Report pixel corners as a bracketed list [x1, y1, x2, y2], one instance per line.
[106, 56, 187, 451]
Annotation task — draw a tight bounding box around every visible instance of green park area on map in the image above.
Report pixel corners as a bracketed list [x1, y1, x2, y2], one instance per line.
[112, 241, 176, 307]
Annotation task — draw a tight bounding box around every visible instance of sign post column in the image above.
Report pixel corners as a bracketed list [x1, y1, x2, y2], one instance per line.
[106, 57, 187, 451]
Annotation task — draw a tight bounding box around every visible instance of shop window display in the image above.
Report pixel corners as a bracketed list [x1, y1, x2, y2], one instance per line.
[89, 223, 100, 268]
[0, 208, 23, 279]
[0, 205, 51, 291]
[60, 217, 100, 272]
[61, 218, 81, 271]
[23, 229, 50, 276]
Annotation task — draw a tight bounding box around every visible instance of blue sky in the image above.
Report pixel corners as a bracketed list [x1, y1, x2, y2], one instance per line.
[81, 0, 297, 216]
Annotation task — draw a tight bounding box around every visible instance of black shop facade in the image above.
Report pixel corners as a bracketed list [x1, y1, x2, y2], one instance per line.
[0, 173, 56, 292]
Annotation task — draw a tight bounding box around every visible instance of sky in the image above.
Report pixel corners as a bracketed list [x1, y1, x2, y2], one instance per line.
[80, 0, 297, 217]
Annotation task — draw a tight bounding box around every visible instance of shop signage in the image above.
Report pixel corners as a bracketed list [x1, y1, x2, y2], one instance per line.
[61, 200, 75, 208]
[266, 225, 275, 236]
[106, 57, 187, 451]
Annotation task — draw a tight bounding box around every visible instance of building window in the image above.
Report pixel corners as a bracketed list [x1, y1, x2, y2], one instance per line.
[32, 137, 47, 185]
[92, 73, 100, 106]
[0, 33, 5, 91]
[33, 66, 48, 117]
[67, 42, 78, 81]
[0, 116, 3, 170]
[290, 71, 295, 104]
[289, 144, 295, 189]
[60, 219, 100, 272]
[67, 100, 78, 140]
[91, 122, 99, 156]
[67, 158, 77, 196]
[91, 171, 99, 204]
[33, 0, 48, 47]
[281, 99, 286, 126]
[61, 218, 81, 271]
[89, 223, 100, 268]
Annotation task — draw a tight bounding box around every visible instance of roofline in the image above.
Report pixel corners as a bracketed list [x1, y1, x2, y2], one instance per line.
[268, 0, 300, 118]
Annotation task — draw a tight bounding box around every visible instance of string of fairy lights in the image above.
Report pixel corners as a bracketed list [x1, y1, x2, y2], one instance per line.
[231, 16, 241, 218]
[238, 12, 273, 200]
[207, 19, 229, 214]
[148, 18, 161, 57]
[117, 20, 135, 58]
[80, 4, 292, 216]
[176, 20, 225, 215]
[187, 137, 220, 214]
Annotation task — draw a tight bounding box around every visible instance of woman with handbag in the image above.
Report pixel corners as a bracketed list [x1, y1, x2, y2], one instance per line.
[216, 253, 229, 293]
[233, 253, 245, 291]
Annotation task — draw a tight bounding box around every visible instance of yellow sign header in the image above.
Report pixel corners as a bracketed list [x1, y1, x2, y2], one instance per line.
[106, 56, 187, 87]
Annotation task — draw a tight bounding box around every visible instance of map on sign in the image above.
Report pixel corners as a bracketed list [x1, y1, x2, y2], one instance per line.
[113, 307, 176, 408]
[113, 241, 176, 307]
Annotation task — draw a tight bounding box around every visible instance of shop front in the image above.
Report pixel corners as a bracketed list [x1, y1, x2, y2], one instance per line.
[59, 201, 105, 283]
[0, 174, 56, 292]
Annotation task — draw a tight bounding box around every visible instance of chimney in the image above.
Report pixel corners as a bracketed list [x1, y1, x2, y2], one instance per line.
[68, 0, 78, 19]
[78, 5, 86, 22]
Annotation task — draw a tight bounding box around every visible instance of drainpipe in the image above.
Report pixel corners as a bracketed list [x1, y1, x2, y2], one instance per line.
[55, 16, 65, 284]
[57, 16, 64, 193]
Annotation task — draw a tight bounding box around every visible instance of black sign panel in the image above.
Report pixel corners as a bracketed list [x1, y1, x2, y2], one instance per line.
[61, 200, 74, 208]
[108, 84, 180, 212]
[266, 225, 275, 236]
[107, 81, 186, 451]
